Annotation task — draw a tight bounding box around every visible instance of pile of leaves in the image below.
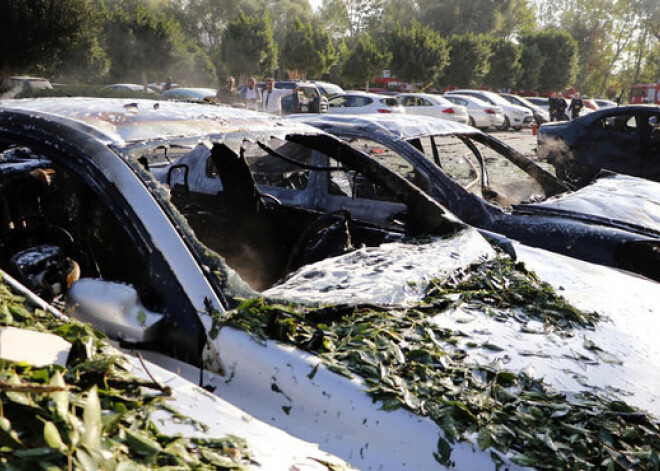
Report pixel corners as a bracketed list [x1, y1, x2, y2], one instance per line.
[221, 257, 660, 470]
[0, 281, 253, 470]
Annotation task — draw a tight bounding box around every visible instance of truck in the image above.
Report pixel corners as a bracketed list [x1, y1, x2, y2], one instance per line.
[629, 81, 660, 104]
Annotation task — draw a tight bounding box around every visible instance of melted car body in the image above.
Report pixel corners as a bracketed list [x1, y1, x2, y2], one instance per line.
[537, 105, 660, 187]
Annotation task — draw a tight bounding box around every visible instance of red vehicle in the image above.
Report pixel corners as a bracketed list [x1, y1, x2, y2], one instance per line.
[630, 82, 660, 104]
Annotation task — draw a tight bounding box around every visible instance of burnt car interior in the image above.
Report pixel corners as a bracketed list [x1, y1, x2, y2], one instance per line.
[145, 136, 443, 290]
[0, 144, 205, 365]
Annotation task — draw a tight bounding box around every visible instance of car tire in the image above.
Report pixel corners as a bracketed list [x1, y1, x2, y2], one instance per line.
[497, 116, 510, 131]
[468, 116, 476, 128]
[555, 159, 593, 187]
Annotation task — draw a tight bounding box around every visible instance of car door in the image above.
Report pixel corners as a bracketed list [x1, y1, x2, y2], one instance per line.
[641, 109, 660, 180]
[581, 110, 644, 176]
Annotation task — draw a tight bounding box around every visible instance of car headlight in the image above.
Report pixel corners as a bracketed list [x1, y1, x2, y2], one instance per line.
[614, 240, 660, 282]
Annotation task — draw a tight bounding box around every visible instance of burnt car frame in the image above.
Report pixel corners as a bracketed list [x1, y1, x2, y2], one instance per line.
[537, 104, 660, 187]
[288, 113, 660, 282]
[2, 98, 660, 470]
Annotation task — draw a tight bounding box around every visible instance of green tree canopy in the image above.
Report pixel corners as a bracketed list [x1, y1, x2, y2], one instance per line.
[484, 39, 521, 90]
[441, 33, 492, 88]
[101, 5, 187, 83]
[318, 0, 383, 38]
[341, 34, 390, 89]
[282, 16, 335, 79]
[220, 12, 277, 80]
[517, 42, 544, 91]
[0, 0, 96, 80]
[388, 20, 449, 88]
[521, 29, 577, 92]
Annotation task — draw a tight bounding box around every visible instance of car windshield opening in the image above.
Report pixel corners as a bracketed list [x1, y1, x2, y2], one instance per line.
[146, 136, 427, 291]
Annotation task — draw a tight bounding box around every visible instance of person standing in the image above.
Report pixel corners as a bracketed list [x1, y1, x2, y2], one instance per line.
[239, 77, 261, 111]
[556, 92, 568, 121]
[568, 92, 584, 120]
[216, 76, 239, 105]
[261, 78, 297, 116]
[548, 92, 559, 121]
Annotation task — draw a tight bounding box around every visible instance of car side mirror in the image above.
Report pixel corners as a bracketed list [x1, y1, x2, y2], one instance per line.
[67, 279, 164, 344]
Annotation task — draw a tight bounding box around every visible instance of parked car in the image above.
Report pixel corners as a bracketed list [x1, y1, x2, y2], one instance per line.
[103, 83, 155, 93]
[292, 112, 660, 282]
[236, 80, 330, 114]
[161, 87, 217, 101]
[446, 89, 533, 130]
[9, 76, 53, 91]
[526, 96, 550, 111]
[499, 92, 550, 125]
[582, 97, 599, 111]
[594, 98, 618, 109]
[2, 98, 660, 470]
[537, 105, 660, 186]
[0, 272, 351, 470]
[396, 93, 469, 124]
[281, 83, 329, 114]
[328, 92, 405, 114]
[310, 80, 344, 97]
[444, 94, 506, 129]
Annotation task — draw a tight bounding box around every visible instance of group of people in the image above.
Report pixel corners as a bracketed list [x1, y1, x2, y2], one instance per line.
[549, 92, 584, 121]
[216, 76, 296, 115]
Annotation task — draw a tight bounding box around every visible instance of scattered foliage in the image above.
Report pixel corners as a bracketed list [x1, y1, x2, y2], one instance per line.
[220, 256, 660, 470]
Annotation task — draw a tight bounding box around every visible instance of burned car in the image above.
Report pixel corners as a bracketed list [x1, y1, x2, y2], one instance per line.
[537, 105, 660, 187]
[289, 113, 660, 282]
[1, 98, 660, 470]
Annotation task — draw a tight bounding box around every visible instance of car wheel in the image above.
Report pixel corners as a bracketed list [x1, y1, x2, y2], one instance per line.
[555, 159, 593, 188]
[514, 126, 522, 131]
[497, 116, 510, 131]
[468, 116, 476, 128]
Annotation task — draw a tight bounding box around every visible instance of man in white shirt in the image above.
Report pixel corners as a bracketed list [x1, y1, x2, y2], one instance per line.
[262, 78, 297, 115]
[239, 77, 261, 111]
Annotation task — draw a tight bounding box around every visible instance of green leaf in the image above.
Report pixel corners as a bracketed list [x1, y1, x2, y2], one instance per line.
[81, 385, 102, 451]
[43, 421, 65, 450]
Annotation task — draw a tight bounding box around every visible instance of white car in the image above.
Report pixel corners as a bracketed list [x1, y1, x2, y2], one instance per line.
[594, 98, 618, 109]
[328, 92, 405, 114]
[444, 93, 506, 129]
[395, 93, 469, 124]
[446, 89, 534, 130]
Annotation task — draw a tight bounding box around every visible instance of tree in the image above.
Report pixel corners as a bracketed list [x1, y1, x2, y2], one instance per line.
[417, 0, 536, 37]
[521, 30, 577, 92]
[166, 0, 254, 49]
[317, 0, 383, 38]
[220, 12, 278, 81]
[341, 34, 390, 90]
[484, 39, 521, 90]
[366, 0, 418, 41]
[517, 42, 544, 91]
[388, 20, 449, 89]
[101, 5, 187, 83]
[282, 16, 335, 79]
[0, 0, 95, 81]
[440, 33, 492, 88]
